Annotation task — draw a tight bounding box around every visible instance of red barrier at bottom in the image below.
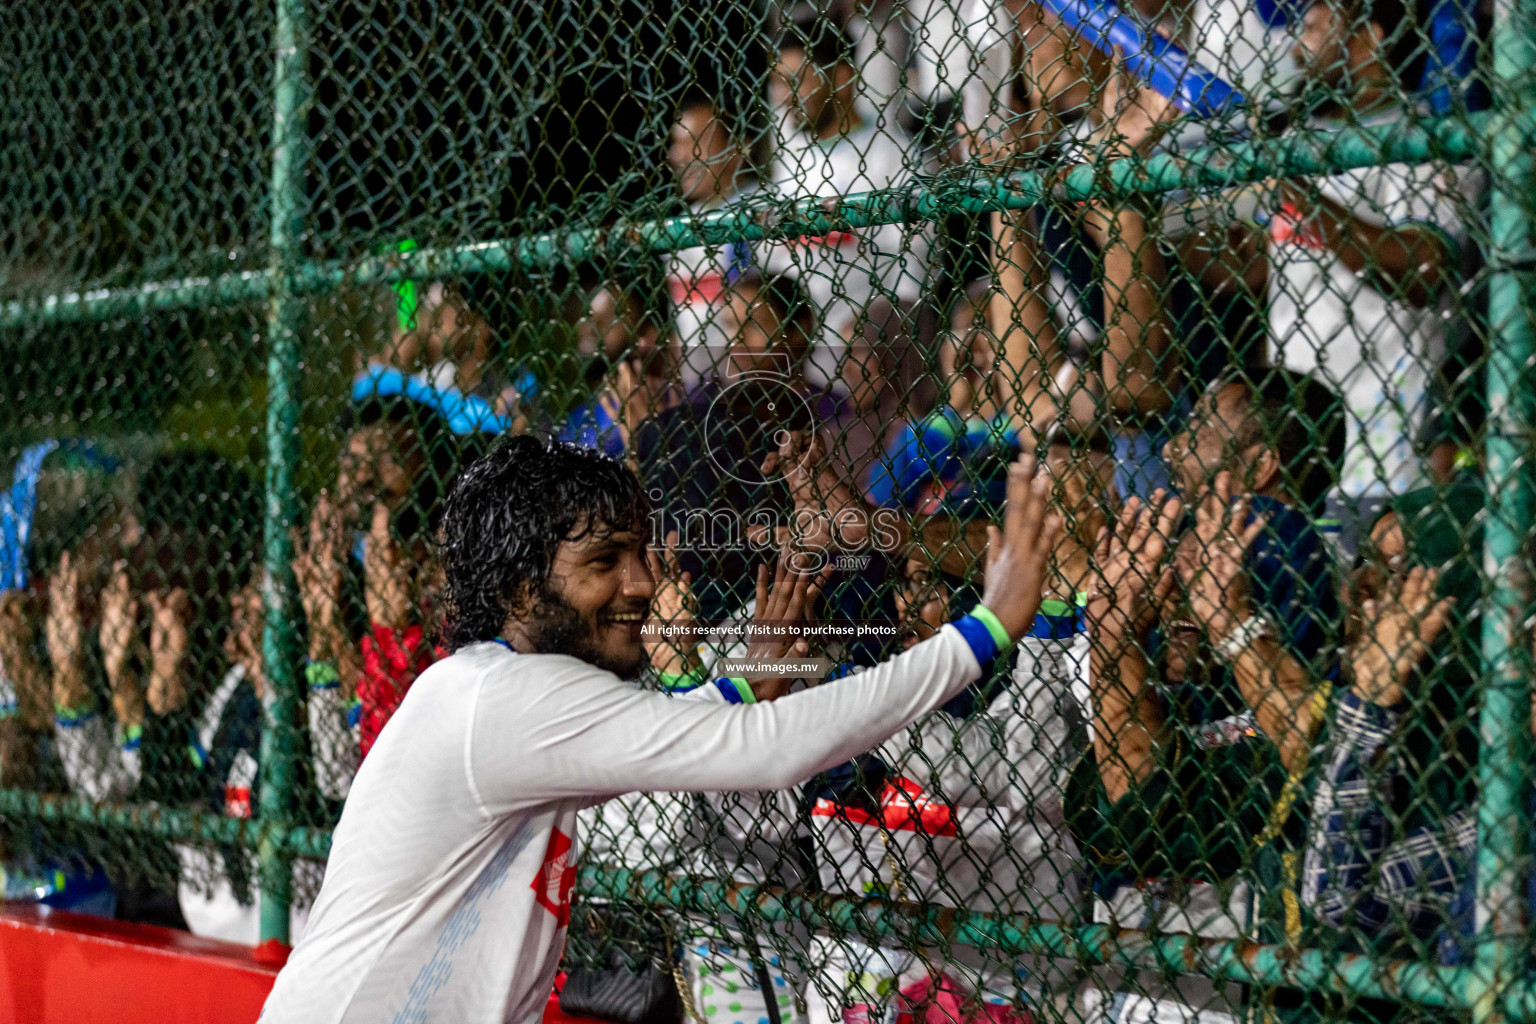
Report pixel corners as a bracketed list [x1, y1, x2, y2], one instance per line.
[0, 903, 607, 1024]
[0, 903, 280, 1024]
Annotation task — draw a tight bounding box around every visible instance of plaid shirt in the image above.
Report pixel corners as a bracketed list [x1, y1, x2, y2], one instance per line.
[1303, 690, 1477, 934]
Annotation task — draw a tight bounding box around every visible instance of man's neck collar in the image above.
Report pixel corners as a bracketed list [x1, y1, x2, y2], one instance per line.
[496, 626, 536, 655]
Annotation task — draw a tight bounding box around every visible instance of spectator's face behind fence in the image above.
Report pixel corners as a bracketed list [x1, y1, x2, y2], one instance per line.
[578, 284, 661, 372]
[30, 449, 137, 599]
[335, 397, 461, 553]
[1163, 383, 1282, 505]
[1294, 0, 1409, 90]
[340, 417, 426, 517]
[415, 283, 493, 371]
[1165, 371, 1344, 512]
[439, 436, 652, 678]
[895, 551, 954, 650]
[1043, 433, 1118, 547]
[669, 102, 738, 205]
[721, 274, 812, 386]
[840, 336, 890, 415]
[771, 43, 849, 137]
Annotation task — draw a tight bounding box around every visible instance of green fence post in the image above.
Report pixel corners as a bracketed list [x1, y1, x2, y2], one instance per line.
[256, 0, 309, 953]
[1473, 0, 1536, 1015]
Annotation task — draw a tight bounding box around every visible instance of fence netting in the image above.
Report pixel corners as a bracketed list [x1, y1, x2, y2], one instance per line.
[1, 0, 1530, 1020]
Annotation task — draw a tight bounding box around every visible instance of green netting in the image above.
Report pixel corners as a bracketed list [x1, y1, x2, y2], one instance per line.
[2, 0, 1534, 1020]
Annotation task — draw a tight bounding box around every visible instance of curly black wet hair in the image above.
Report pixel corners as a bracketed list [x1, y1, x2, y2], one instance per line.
[437, 434, 647, 652]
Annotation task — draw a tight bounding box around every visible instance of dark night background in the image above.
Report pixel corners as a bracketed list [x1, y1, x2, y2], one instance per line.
[0, 0, 767, 446]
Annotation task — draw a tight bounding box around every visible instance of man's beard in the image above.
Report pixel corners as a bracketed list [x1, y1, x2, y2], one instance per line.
[524, 585, 643, 678]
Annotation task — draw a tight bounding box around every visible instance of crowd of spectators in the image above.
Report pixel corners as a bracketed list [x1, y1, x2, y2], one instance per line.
[0, 0, 1500, 1022]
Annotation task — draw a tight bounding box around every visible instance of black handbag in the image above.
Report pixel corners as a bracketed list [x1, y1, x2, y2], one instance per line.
[560, 903, 684, 1024]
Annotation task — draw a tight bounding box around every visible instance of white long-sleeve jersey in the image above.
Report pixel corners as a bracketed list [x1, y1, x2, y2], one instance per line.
[871, 632, 1087, 922]
[259, 622, 995, 1024]
[804, 622, 1091, 1022]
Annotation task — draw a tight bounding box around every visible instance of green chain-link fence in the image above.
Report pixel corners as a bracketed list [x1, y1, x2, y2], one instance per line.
[2, 0, 1534, 1020]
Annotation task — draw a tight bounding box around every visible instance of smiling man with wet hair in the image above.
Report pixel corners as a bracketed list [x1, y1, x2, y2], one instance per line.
[262, 434, 1064, 1024]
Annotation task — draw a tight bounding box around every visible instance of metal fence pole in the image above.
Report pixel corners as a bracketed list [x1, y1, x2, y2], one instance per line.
[255, 0, 309, 953]
[1474, 0, 1536, 1013]
[0, 112, 1491, 329]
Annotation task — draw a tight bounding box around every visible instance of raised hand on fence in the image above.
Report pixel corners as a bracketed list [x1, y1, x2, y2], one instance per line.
[955, 7, 1066, 169]
[644, 530, 701, 679]
[1084, 492, 1180, 801]
[1348, 566, 1455, 708]
[46, 551, 89, 714]
[100, 562, 144, 730]
[1088, 45, 1180, 165]
[1181, 471, 1322, 772]
[296, 498, 362, 801]
[1079, 51, 1178, 423]
[1182, 471, 1267, 643]
[743, 542, 831, 702]
[146, 587, 190, 716]
[981, 454, 1063, 643]
[293, 492, 358, 684]
[0, 590, 51, 731]
[760, 428, 865, 551]
[1086, 491, 1182, 641]
[364, 502, 412, 632]
[224, 578, 267, 701]
[988, 208, 1068, 442]
[611, 358, 654, 451]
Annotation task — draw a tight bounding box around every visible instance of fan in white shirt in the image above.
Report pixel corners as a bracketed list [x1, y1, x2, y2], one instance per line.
[1186, 0, 1481, 555]
[765, 19, 932, 391]
[665, 94, 756, 391]
[260, 433, 1063, 1024]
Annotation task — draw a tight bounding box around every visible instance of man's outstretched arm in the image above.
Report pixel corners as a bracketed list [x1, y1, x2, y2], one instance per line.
[472, 456, 1061, 812]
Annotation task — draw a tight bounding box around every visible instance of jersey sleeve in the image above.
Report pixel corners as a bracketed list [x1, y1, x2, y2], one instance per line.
[468, 620, 993, 814]
[958, 0, 1019, 157]
[54, 705, 141, 803]
[1324, 161, 1481, 240]
[880, 644, 1082, 821]
[306, 661, 360, 802]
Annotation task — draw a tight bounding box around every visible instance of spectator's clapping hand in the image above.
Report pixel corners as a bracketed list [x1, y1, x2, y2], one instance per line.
[1091, 46, 1180, 162]
[1348, 566, 1454, 707]
[146, 588, 189, 715]
[294, 493, 364, 687]
[1086, 491, 1182, 641]
[294, 493, 344, 655]
[645, 531, 700, 677]
[46, 552, 89, 712]
[225, 579, 267, 701]
[1080, 48, 1179, 250]
[761, 430, 865, 551]
[612, 359, 651, 448]
[101, 562, 144, 728]
[0, 590, 49, 730]
[364, 503, 411, 631]
[1181, 471, 1265, 644]
[980, 454, 1063, 643]
[744, 545, 830, 701]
